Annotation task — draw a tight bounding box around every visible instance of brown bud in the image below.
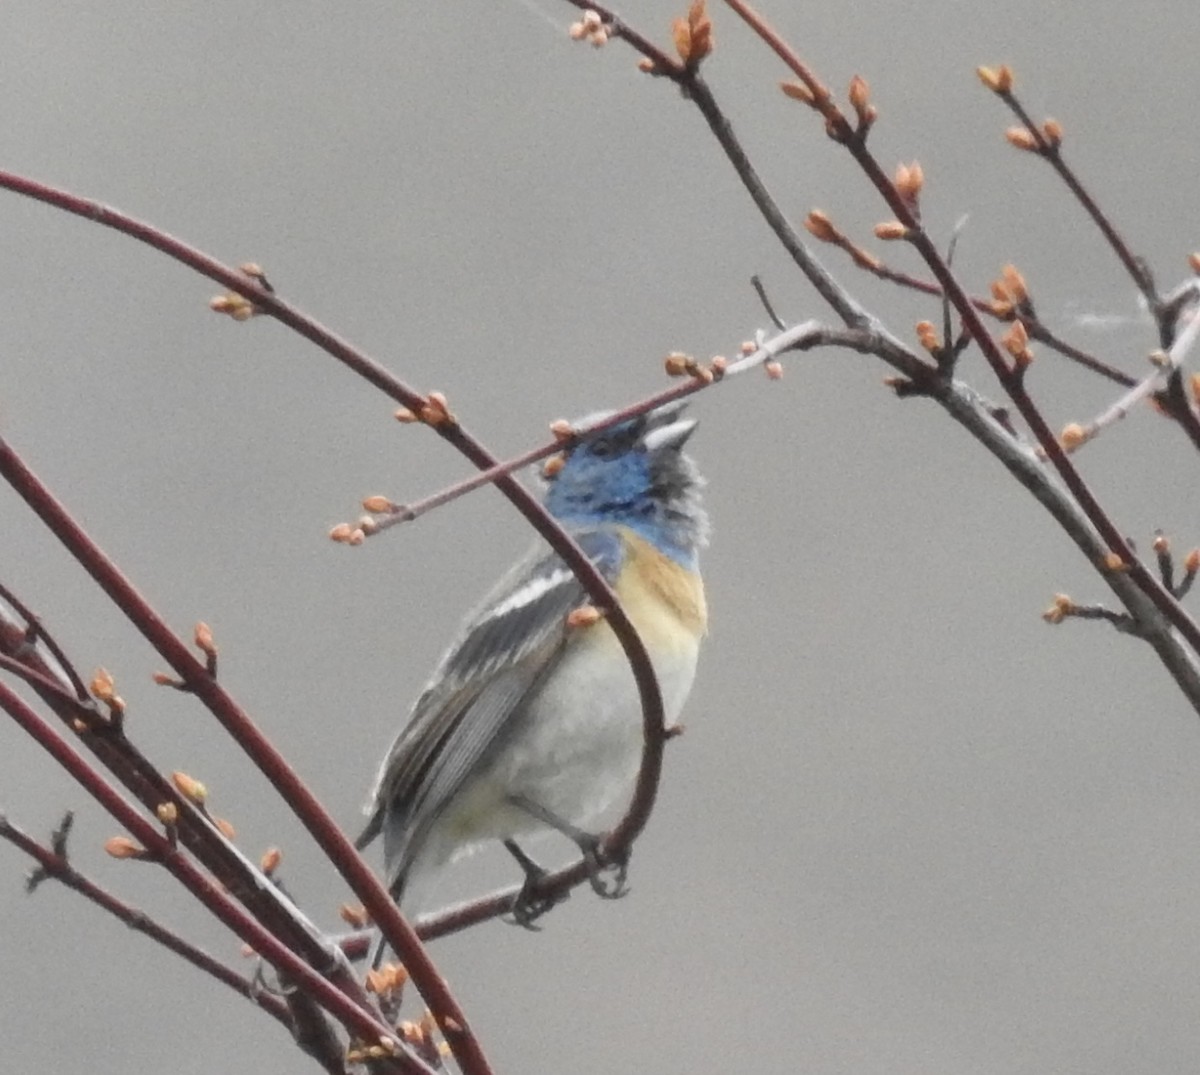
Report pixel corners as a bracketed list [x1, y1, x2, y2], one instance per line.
[1059, 422, 1086, 449]
[1005, 127, 1039, 151]
[672, 17, 692, 62]
[339, 903, 370, 928]
[209, 292, 257, 320]
[1042, 593, 1073, 624]
[873, 221, 909, 241]
[1041, 118, 1063, 147]
[362, 495, 395, 514]
[976, 65, 1014, 93]
[1000, 264, 1028, 305]
[567, 605, 603, 629]
[664, 352, 691, 376]
[399, 1019, 429, 1046]
[260, 847, 282, 875]
[1189, 252, 1200, 275]
[194, 622, 216, 658]
[1002, 320, 1032, 366]
[549, 419, 574, 441]
[637, 57, 656, 73]
[1186, 549, 1200, 574]
[366, 963, 409, 996]
[420, 391, 454, 427]
[156, 802, 178, 826]
[104, 836, 145, 860]
[848, 75, 870, 114]
[1103, 552, 1128, 572]
[329, 523, 354, 543]
[172, 770, 208, 806]
[90, 667, 116, 703]
[542, 455, 565, 479]
[764, 360, 784, 380]
[688, 0, 714, 62]
[894, 161, 924, 203]
[780, 80, 815, 104]
[212, 816, 237, 840]
[1153, 533, 1170, 555]
[805, 210, 840, 243]
[394, 407, 418, 423]
[915, 321, 940, 352]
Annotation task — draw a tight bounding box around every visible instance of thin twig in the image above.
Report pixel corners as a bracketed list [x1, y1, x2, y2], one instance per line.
[0, 175, 664, 1059]
[996, 89, 1159, 324]
[0, 813, 294, 1031]
[0, 432, 478, 1075]
[1055, 304, 1200, 456]
[0, 581, 91, 701]
[0, 680, 432, 1075]
[718, 0, 1200, 663]
[355, 321, 819, 535]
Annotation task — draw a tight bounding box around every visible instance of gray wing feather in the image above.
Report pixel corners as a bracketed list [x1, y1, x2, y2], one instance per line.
[358, 529, 624, 893]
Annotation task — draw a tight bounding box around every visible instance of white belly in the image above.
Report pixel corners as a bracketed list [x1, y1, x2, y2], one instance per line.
[426, 626, 699, 866]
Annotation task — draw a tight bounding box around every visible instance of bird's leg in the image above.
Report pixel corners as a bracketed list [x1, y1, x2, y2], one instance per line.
[502, 838, 566, 929]
[507, 794, 630, 900]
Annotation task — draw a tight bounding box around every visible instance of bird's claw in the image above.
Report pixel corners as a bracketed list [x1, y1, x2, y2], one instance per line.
[578, 836, 630, 900]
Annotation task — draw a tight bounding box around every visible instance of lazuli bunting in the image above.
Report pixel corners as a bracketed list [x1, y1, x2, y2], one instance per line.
[356, 401, 707, 939]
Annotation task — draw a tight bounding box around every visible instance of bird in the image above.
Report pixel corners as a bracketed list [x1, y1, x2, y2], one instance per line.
[355, 400, 708, 949]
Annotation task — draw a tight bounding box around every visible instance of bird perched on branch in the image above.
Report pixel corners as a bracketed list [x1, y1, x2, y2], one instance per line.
[356, 401, 708, 952]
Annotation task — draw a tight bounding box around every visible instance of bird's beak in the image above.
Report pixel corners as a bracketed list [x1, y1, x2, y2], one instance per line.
[642, 407, 697, 451]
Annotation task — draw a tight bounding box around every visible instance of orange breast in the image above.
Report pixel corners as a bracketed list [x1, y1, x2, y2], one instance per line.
[612, 530, 708, 646]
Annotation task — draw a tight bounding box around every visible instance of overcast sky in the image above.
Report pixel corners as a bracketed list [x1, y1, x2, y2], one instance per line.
[4, 2, 1200, 1073]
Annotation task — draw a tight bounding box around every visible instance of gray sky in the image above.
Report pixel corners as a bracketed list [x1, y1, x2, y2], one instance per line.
[4, 2, 1200, 1073]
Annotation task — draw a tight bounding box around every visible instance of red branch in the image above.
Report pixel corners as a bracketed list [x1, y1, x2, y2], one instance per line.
[0, 172, 667, 890]
[0, 679, 434, 1074]
[0, 815, 293, 1030]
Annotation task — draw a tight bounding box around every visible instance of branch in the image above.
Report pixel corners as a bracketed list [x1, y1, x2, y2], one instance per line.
[0, 812, 294, 1032]
[713, 0, 1200, 671]
[343, 321, 823, 539]
[0, 680, 435, 1075]
[991, 82, 1159, 322]
[0, 434, 484, 1075]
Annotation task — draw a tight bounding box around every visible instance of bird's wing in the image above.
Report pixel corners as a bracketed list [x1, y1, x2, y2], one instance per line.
[356, 528, 626, 888]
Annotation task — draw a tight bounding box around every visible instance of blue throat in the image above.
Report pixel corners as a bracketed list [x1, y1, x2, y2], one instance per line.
[554, 509, 700, 570]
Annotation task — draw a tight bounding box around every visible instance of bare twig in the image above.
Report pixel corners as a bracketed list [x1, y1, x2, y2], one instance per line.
[0, 176, 673, 1043]
[0, 434, 482, 1075]
[0, 812, 295, 1031]
[1053, 305, 1200, 456]
[992, 86, 1159, 323]
[0, 680, 434, 1074]
[350, 321, 822, 537]
[713, 0, 1200, 670]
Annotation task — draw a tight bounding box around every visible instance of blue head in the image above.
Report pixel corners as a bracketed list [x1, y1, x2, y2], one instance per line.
[542, 401, 708, 567]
